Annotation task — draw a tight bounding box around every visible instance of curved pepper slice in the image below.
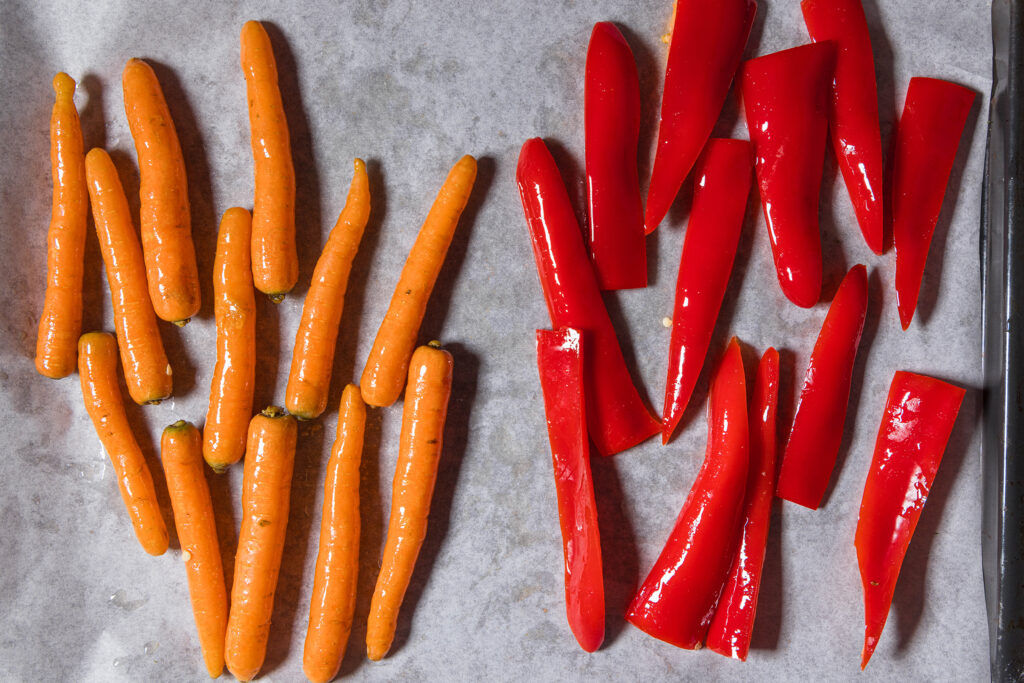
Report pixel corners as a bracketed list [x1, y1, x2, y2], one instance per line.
[892, 77, 975, 329]
[644, 0, 757, 234]
[626, 338, 748, 649]
[662, 139, 753, 444]
[518, 138, 661, 456]
[741, 42, 836, 308]
[856, 371, 964, 668]
[777, 264, 868, 509]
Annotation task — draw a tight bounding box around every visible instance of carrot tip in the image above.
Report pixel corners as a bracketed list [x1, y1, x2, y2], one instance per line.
[267, 293, 286, 303]
[144, 398, 164, 406]
[427, 340, 443, 349]
[172, 318, 190, 327]
[207, 462, 229, 474]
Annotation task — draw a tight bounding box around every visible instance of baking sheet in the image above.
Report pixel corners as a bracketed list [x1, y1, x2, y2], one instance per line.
[0, 1, 992, 680]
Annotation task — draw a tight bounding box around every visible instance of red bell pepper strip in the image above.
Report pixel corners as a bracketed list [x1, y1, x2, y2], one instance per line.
[705, 347, 780, 661]
[662, 139, 753, 444]
[855, 371, 965, 668]
[517, 138, 661, 456]
[643, 0, 757, 234]
[801, 0, 885, 255]
[535, 326, 605, 653]
[892, 77, 975, 330]
[776, 264, 868, 509]
[740, 42, 836, 308]
[626, 338, 748, 649]
[585, 22, 645, 290]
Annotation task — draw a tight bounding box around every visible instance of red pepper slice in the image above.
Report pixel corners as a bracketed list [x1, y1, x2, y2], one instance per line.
[644, 0, 757, 234]
[518, 138, 661, 456]
[892, 77, 975, 329]
[626, 338, 748, 649]
[855, 371, 965, 668]
[776, 264, 868, 509]
[740, 42, 836, 308]
[536, 326, 605, 653]
[585, 21, 645, 290]
[662, 139, 753, 444]
[705, 347, 780, 661]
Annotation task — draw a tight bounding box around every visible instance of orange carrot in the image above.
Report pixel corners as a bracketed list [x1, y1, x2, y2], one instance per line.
[203, 207, 256, 472]
[359, 155, 476, 407]
[303, 385, 366, 682]
[78, 331, 168, 555]
[160, 420, 227, 679]
[122, 58, 200, 325]
[366, 343, 453, 660]
[85, 148, 173, 405]
[240, 20, 296, 301]
[286, 160, 371, 420]
[224, 406, 298, 682]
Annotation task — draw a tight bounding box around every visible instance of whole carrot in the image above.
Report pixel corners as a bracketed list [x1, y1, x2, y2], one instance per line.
[366, 343, 453, 660]
[203, 208, 256, 472]
[85, 148, 173, 405]
[161, 421, 227, 679]
[360, 156, 475, 407]
[241, 19, 296, 301]
[78, 332, 168, 555]
[303, 385, 366, 682]
[224, 406, 298, 682]
[36, 73, 88, 379]
[286, 160, 371, 420]
[122, 58, 200, 325]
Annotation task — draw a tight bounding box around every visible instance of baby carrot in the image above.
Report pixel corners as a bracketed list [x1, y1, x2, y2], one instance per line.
[366, 343, 453, 660]
[224, 407, 298, 682]
[85, 148, 173, 405]
[241, 20, 296, 301]
[303, 385, 366, 682]
[161, 421, 227, 679]
[360, 155, 476, 407]
[122, 58, 200, 325]
[36, 73, 88, 379]
[203, 208, 256, 472]
[78, 332, 168, 555]
[286, 160, 371, 420]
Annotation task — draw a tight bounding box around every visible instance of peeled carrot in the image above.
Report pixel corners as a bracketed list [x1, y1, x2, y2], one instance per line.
[122, 58, 200, 325]
[303, 385, 366, 682]
[203, 208, 256, 472]
[160, 421, 227, 679]
[224, 406, 298, 682]
[360, 155, 476, 407]
[85, 148, 173, 405]
[78, 331, 168, 555]
[286, 160, 371, 420]
[240, 20, 296, 301]
[366, 343, 453, 660]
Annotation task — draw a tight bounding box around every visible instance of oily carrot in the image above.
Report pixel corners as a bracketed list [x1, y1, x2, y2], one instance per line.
[160, 420, 227, 679]
[203, 208, 256, 472]
[286, 160, 371, 420]
[366, 343, 454, 660]
[224, 406, 298, 682]
[85, 148, 173, 405]
[359, 155, 476, 407]
[240, 19, 296, 301]
[122, 58, 200, 325]
[78, 331, 168, 556]
[303, 385, 366, 682]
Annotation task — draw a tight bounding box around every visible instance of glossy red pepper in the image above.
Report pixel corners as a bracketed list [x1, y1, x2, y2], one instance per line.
[855, 371, 964, 668]
[705, 347, 780, 661]
[626, 338, 748, 649]
[776, 264, 868, 509]
[644, 0, 756, 234]
[740, 42, 836, 308]
[892, 77, 975, 330]
[535, 326, 605, 653]
[518, 138, 661, 456]
[585, 21, 645, 290]
[662, 139, 753, 444]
